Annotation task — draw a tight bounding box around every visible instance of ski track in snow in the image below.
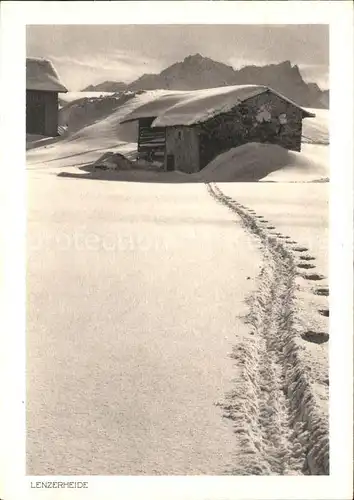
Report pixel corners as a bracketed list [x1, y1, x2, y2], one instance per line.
[207, 182, 329, 476]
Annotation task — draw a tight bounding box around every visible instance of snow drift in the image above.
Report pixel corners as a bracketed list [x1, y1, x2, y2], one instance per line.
[201, 143, 329, 182]
[302, 108, 329, 145]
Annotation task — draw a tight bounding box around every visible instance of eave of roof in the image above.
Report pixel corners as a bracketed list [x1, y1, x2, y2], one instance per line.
[261, 88, 315, 118]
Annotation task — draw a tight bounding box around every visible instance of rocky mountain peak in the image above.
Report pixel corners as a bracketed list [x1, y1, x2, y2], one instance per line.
[82, 54, 328, 108]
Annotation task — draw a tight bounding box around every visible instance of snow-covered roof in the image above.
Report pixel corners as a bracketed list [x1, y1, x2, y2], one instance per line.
[26, 57, 68, 92]
[120, 91, 187, 124]
[121, 85, 314, 127]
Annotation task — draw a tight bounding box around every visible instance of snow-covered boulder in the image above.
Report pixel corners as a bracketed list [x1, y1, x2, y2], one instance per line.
[92, 152, 133, 170]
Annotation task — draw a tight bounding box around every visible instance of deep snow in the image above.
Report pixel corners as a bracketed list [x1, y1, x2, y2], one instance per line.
[302, 108, 329, 145]
[208, 183, 329, 474]
[201, 143, 329, 183]
[27, 176, 261, 475]
[26, 88, 329, 475]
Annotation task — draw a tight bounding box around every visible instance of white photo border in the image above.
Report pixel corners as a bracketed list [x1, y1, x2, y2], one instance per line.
[0, 2, 353, 499]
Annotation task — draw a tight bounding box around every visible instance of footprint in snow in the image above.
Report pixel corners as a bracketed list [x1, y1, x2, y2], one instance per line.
[319, 308, 329, 317]
[301, 330, 329, 344]
[293, 246, 309, 252]
[297, 262, 316, 269]
[300, 255, 316, 261]
[301, 272, 326, 281]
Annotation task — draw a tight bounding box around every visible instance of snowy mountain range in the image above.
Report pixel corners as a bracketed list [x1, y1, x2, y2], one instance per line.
[82, 54, 329, 109]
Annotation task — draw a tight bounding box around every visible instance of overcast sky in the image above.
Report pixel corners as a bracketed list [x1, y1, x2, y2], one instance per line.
[26, 25, 329, 91]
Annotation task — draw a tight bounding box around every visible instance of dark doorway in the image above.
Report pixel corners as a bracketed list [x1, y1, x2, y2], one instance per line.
[166, 154, 175, 172]
[26, 91, 46, 135]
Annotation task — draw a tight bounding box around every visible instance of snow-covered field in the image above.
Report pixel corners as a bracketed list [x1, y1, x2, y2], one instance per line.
[27, 176, 263, 475]
[201, 142, 328, 182]
[26, 89, 329, 475]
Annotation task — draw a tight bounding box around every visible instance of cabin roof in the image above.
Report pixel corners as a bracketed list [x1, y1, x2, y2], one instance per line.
[121, 85, 315, 127]
[26, 57, 68, 93]
[121, 91, 188, 124]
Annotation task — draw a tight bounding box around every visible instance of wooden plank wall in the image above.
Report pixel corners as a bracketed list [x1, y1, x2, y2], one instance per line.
[26, 90, 59, 136]
[44, 91, 59, 136]
[26, 90, 46, 135]
[138, 118, 166, 160]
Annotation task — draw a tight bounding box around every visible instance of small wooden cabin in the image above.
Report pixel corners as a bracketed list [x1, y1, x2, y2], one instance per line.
[121, 86, 315, 173]
[26, 58, 68, 136]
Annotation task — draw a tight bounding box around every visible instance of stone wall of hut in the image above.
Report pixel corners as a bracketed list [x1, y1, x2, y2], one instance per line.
[197, 91, 304, 169]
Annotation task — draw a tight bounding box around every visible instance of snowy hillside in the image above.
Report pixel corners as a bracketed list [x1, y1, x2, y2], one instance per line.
[303, 108, 329, 145]
[58, 91, 140, 134]
[28, 89, 329, 183]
